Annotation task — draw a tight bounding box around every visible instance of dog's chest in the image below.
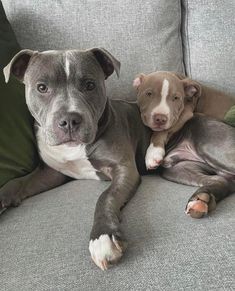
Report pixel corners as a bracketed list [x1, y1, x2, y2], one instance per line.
[37, 137, 100, 180]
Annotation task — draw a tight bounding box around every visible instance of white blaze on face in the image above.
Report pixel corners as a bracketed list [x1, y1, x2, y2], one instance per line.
[65, 51, 71, 78]
[151, 78, 170, 117]
[64, 51, 78, 112]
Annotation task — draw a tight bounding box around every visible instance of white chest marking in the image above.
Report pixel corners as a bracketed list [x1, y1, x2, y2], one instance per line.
[37, 130, 100, 180]
[152, 78, 170, 115]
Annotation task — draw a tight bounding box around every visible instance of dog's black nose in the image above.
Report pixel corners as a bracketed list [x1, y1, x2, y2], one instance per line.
[58, 113, 82, 132]
[153, 114, 168, 126]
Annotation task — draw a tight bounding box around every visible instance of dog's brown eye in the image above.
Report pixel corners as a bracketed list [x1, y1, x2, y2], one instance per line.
[37, 84, 48, 93]
[146, 91, 152, 97]
[173, 96, 179, 101]
[86, 81, 96, 91]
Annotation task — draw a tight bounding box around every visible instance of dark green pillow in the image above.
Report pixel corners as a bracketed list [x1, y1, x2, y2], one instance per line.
[224, 105, 235, 127]
[0, 1, 39, 188]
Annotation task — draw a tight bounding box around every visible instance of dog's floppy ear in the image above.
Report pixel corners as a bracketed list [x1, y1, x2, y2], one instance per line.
[89, 47, 120, 79]
[3, 49, 35, 83]
[182, 78, 202, 98]
[133, 73, 146, 90]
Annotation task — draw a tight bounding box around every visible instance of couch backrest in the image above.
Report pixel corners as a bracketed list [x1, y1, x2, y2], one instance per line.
[3, 0, 235, 98]
[2, 0, 184, 100]
[181, 0, 235, 95]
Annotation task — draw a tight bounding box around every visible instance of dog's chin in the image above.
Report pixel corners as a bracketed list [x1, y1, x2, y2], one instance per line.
[149, 121, 175, 132]
[47, 138, 83, 147]
[60, 140, 82, 147]
[46, 133, 97, 147]
[45, 132, 83, 146]
[149, 124, 169, 132]
[151, 126, 165, 132]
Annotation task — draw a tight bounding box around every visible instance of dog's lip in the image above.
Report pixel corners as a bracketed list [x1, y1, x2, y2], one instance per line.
[150, 125, 166, 131]
[53, 138, 83, 147]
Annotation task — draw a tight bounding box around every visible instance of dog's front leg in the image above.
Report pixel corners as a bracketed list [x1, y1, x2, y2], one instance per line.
[145, 131, 167, 169]
[89, 161, 140, 270]
[0, 162, 69, 213]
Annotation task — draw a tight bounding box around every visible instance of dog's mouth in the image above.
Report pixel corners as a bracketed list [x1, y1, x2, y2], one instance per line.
[149, 118, 177, 132]
[46, 134, 83, 147]
[151, 125, 167, 131]
[61, 139, 82, 147]
[49, 139, 82, 147]
[149, 123, 171, 131]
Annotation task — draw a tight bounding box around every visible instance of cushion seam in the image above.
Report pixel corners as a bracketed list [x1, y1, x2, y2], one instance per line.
[184, 0, 192, 77]
[178, 0, 185, 74]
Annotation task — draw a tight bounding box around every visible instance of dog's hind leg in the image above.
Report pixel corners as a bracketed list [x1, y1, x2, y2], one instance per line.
[162, 161, 235, 218]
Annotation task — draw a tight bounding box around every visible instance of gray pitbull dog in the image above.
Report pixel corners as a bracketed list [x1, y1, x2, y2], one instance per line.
[2, 48, 235, 270]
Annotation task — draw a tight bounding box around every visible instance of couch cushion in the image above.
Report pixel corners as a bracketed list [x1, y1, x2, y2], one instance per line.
[1, 176, 234, 290]
[0, 1, 39, 188]
[224, 105, 235, 126]
[182, 0, 235, 94]
[2, 0, 184, 100]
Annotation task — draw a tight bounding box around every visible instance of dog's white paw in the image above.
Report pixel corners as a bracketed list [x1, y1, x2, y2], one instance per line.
[89, 234, 126, 270]
[145, 144, 165, 169]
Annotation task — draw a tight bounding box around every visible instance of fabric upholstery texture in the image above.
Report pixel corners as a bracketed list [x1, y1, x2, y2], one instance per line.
[181, 0, 235, 95]
[2, 0, 184, 100]
[0, 1, 39, 188]
[1, 177, 234, 290]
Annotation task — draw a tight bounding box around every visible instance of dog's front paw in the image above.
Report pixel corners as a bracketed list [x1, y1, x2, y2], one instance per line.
[145, 145, 165, 170]
[89, 234, 127, 270]
[185, 192, 216, 218]
[0, 178, 22, 212]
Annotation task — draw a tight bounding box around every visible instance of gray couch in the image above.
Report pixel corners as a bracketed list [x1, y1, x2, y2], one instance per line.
[1, 1, 235, 290]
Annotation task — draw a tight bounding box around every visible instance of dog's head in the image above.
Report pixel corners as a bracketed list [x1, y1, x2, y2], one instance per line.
[133, 71, 201, 131]
[4, 48, 120, 146]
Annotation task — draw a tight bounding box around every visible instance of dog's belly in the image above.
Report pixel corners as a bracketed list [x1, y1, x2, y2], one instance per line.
[37, 134, 100, 180]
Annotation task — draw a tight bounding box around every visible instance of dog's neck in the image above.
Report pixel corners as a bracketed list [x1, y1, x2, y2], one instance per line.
[95, 99, 112, 141]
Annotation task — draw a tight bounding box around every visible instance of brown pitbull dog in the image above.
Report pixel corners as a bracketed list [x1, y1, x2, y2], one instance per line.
[133, 71, 235, 169]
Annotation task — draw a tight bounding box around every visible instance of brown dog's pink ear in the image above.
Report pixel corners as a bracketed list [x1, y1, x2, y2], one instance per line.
[182, 79, 202, 98]
[3, 49, 35, 83]
[133, 73, 145, 90]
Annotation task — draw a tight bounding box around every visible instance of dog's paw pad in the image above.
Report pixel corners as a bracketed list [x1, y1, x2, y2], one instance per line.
[146, 159, 162, 170]
[185, 193, 216, 218]
[89, 234, 126, 270]
[185, 200, 208, 218]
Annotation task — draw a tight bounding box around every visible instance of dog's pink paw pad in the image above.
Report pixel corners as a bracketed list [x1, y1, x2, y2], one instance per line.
[185, 200, 208, 219]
